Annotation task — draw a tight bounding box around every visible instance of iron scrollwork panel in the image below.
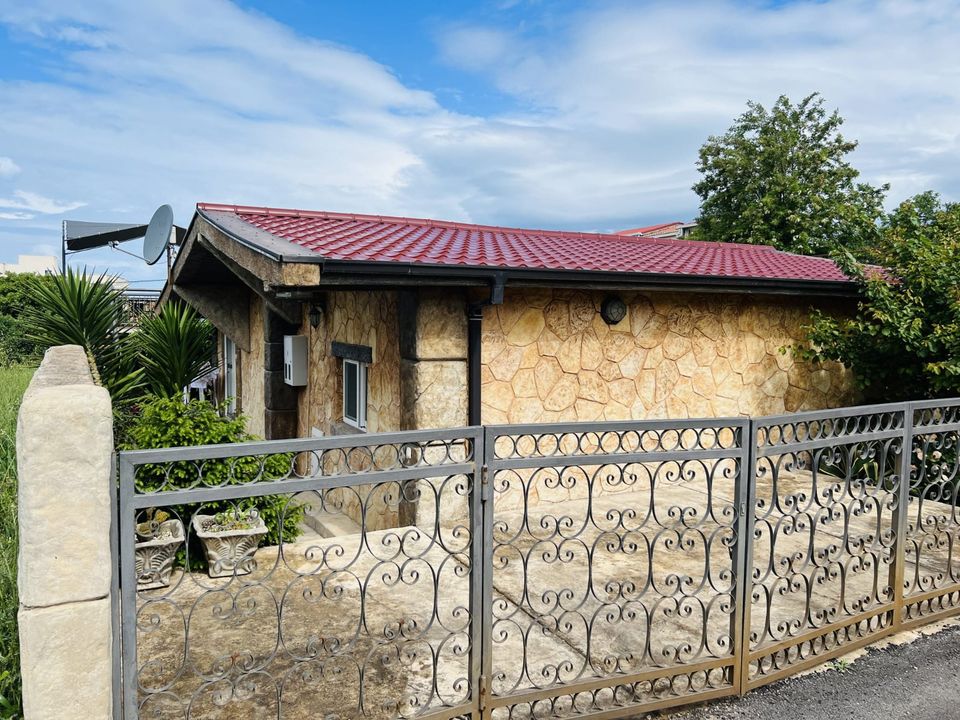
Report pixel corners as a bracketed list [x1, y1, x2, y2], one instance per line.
[121, 430, 483, 720]
[748, 409, 904, 684]
[903, 402, 960, 622]
[484, 422, 746, 719]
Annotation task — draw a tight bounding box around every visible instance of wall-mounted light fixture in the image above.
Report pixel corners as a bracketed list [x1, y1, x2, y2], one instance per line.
[600, 295, 627, 325]
[308, 302, 324, 329]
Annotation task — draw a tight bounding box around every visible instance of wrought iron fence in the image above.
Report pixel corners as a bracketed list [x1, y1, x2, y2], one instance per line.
[115, 399, 960, 719]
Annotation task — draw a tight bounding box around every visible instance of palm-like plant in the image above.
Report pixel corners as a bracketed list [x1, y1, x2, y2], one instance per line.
[135, 303, 213, 397]
[24, 268, 144, 401]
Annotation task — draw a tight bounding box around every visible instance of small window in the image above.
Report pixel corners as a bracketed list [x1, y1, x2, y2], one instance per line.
[342, 359, 367, 430]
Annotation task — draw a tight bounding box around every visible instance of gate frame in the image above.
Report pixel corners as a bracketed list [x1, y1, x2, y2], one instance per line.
[117, 427, 485, 720]
[113, 399, 960, 719]
[481, 418, 753, 719]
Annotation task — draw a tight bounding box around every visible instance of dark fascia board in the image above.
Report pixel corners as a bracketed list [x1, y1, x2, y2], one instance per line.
[312, 259, 860, 298]
[196, 208, 860, 299]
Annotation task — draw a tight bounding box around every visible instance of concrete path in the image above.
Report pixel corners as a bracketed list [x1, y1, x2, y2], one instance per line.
[658, 622, 960, 720]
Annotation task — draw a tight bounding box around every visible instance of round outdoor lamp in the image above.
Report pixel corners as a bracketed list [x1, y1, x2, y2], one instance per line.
[600, 295, 627, 325]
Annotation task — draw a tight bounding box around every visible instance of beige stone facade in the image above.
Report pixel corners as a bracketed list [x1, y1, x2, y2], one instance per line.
[240, 294, 266, 437]
[296, 290, 403, 437]
[480, 289, 854, 425]
[229, 286, 853, 530]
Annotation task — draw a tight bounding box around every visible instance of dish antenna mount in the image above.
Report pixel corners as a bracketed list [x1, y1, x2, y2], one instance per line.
[143, 204, 174, 266]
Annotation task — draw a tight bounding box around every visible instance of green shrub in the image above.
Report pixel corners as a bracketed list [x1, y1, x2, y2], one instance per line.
[0, 272, 54, 367]
[124, 396, 303, 560]
[135, 303, 214, 398]
[22, 268, 143, 402]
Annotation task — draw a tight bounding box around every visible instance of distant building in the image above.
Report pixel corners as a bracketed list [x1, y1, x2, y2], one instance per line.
[617, 221, 697, 239]
[0, 254, 58, 275]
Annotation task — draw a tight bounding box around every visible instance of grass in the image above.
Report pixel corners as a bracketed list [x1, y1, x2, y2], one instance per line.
[0, 366, 34, 719]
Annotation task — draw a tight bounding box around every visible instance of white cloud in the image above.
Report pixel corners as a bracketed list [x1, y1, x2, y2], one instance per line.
[434, 0, 960, 220]
[0, 190, 85, 214]
[0, 0, 958, 278]
[0, 211, 34, 220]
[0, 157, 19, 177]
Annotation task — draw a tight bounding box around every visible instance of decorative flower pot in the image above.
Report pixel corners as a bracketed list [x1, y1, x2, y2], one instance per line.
[191, 513, 269, 578]
[135, 519, 185, 590]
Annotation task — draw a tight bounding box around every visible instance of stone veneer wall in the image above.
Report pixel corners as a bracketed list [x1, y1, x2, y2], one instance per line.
[293, 289, 470, 530]
[297, 290, 402, 437]
[239, 294, 265, 437]
[480, 289, 854, 424]
[296, 291, 404, 530]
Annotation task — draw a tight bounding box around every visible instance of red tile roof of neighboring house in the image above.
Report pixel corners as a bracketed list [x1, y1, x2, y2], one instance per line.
[617, 221, 684, 237]
[196, 203, 854, 286]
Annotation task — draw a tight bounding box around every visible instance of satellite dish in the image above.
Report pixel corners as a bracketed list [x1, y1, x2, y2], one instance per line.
[143, 204, 174, 265]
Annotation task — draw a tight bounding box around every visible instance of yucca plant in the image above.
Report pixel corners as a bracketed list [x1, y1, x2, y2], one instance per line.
[135, 303, 213, 397]
[23, 268, 144, 402]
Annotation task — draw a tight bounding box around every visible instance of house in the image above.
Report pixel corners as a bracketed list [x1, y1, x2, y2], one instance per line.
[164, 203, 856, 444]
[617, 221, 698, 239]
[0, 254, 57, 274]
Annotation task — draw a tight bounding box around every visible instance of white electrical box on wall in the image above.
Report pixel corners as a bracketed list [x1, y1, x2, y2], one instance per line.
[283, 335, 308, 386]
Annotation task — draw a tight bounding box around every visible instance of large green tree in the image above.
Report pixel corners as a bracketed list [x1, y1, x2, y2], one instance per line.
[800, 192, 960, 401]
[693, 93, 886, 256]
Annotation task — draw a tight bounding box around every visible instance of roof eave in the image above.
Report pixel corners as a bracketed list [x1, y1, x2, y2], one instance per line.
[312, 258, 859, 298]
[197, 208, 859, 299]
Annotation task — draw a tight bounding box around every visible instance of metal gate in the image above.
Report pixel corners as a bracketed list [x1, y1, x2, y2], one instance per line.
[115, 400, 960, 719]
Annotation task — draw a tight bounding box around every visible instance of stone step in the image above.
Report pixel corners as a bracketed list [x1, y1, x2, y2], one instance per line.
[296, 494, 363, 538]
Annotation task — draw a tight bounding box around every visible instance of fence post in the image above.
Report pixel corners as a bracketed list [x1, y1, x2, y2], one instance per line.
[15, 346, 115, 719]
[889, 403, 913, 630]
[732, 418, 756, 695]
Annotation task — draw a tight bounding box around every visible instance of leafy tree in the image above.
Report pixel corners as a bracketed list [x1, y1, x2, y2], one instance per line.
[0, 272, 54, 365]
[135, 302, 213, 397]
[23, 268, 144, 401]
[693, 93, 887, 256]
[799, 192, 960, 400]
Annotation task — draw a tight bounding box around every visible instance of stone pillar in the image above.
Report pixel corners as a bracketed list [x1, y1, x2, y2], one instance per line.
[16, 345, 115, 719]
[398, 290, 469, 430]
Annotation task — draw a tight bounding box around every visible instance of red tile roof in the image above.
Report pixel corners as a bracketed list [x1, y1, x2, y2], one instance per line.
[197, 203, 854, 285]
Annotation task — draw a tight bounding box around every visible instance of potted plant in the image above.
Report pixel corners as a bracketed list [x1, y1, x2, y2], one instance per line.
[135, 509, 185, 590]
[191, 509, 268, 578]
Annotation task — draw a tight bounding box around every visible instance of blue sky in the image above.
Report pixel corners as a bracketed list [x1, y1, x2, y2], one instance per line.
[1, 0, 958, 286]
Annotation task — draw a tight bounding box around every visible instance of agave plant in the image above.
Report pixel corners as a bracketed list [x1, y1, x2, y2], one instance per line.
[135, 302, 213, 397]
[23, 268, 144, 401]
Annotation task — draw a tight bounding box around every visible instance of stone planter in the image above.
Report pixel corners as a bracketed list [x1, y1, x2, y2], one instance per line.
[135, 519, 185, 590]
[191, 514, 269, 578]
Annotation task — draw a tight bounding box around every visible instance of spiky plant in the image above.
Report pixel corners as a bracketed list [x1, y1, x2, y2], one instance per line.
[23, 267, 144, 401]
[135, 302, 213, 397]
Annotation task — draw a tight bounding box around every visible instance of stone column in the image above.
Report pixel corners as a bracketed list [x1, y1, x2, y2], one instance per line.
[16, 345, 115, 719]
[398, 289, 469, 431]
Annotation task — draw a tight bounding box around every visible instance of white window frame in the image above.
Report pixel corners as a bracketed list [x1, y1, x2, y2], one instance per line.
[342, 358, 368, 430]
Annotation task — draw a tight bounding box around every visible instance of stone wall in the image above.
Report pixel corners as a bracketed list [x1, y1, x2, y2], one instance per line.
[398, 290, 469, 430]
[240, 294, 266, 437]
[480, 289, 854, 424]
[297, 290, 403, 437]
[16, 345, 114, 719]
